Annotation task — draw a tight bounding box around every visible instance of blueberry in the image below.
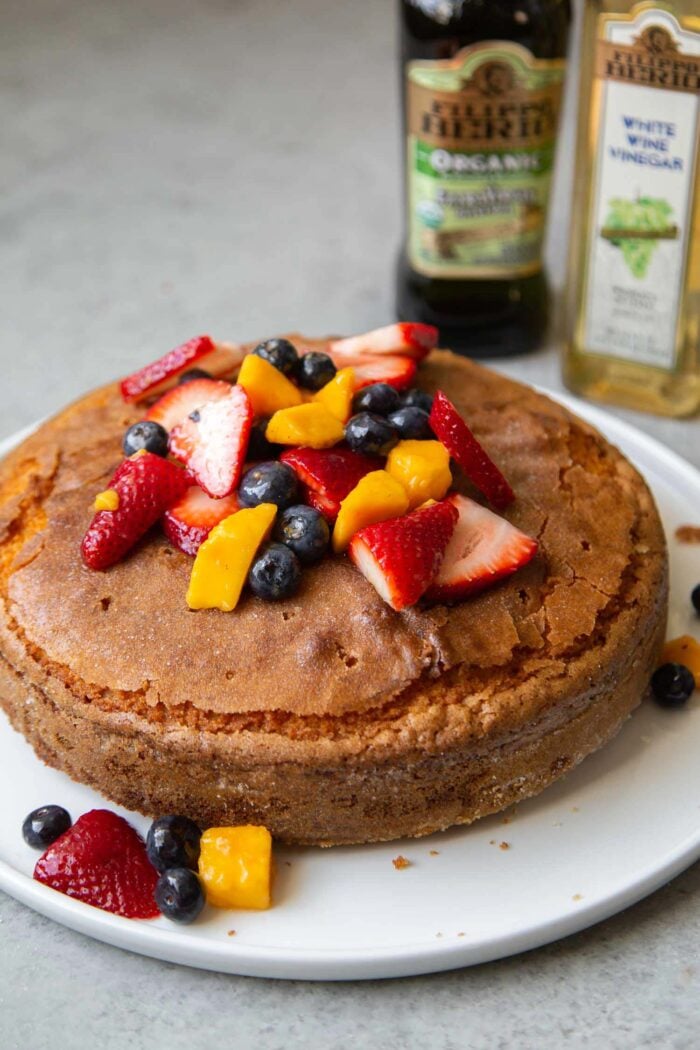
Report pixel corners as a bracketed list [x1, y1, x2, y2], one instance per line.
[146, 814, 202, 872]
[22, 805, 72, 849]
[387, 406, 432, 440]
[401, 388, 434, 414]
[344, 412, 399, 456]
[177, 368, 212, 384]
[297, 352, 336, 391]
[246, 419, 281, 462]
[123, 420, 169, 457]
[692, 584, 700, 615]
[154, 867, 205, 924]
[352, 383, 400, 417]
[274, 505, 330, 565]
[238, 461, 299, 510]
[248, 543, 302, 600]
[650, 663, 695, 708]
[252, 338, 299, 378]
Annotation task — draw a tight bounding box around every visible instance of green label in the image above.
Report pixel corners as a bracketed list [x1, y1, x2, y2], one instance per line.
[406, 42, 566, 279]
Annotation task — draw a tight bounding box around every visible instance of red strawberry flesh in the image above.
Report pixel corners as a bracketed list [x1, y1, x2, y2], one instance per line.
[163, 486, 240, 555]
[120, 335, 214, 402]
[425, 493, 538, 602]
[168, 384, 252, 498]
[280, 447, 381, 521]
[349, 499, 458, 611]
[327, 351, 417, 391]
[329, 323, 438, 362]
[81, 452, 189, 570]
[145, 377, 232, 433]
[429, 391, 514, 510]
[34, 809, 159, 919]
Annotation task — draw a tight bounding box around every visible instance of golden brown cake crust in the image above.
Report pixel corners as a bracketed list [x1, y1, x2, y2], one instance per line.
[0, 349, 668, 844]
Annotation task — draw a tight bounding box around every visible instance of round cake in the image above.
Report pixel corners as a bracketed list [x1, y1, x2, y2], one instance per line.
[0, 346, 668, 845]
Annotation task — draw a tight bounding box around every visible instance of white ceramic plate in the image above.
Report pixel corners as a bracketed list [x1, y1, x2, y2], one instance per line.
[0, 394, 699, 981]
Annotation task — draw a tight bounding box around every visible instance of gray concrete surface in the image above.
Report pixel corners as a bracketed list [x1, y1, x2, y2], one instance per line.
[1, 1, 698, 1047]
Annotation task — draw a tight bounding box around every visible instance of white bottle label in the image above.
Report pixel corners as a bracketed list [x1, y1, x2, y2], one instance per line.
[582, 8, 700, 370]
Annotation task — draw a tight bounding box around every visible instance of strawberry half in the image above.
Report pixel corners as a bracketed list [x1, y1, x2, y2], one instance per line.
[425, 494, 538, 602]
[168, 384, 253, 498]
[280, 447, 381, 521]
[81, 452, 189, 570]
[34, 810, 160, 919]
[145, 377, 232, 433]
[429, 391, 514, 510]
[163, 485, 240, 555]
[329, 323, 438, 362]
[326, 350, 417, 392]
[349, 499, 458, 611]
[120, 335, 245, 403]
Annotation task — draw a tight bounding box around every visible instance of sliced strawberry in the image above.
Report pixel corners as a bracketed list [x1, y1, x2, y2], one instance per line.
[34, 809, 160, 919]
[349, 499, 458, 611]
[280, 447, 381, 522]
[329, 323, 438, 362]
[425, 494, 538, 602]
[163, 486, 240, 555]
[169, 385, 252, 498]
[81, 452, 189, 570]
[326, 351, 417, 392]
[429, 391, 514, 510]
[120, 335, 245, 403]
[145, 378, 232, 433]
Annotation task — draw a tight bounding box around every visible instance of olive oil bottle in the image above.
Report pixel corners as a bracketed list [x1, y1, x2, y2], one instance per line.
[564, 1, 700, 417]
[396, 0, 571, 357]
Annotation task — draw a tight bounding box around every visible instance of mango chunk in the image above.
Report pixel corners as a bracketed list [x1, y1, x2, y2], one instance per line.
[313, 367, 355, 422]
[198, 826, 273, 910]
[237, 354, 302, 417]
[386, 440, 452, 510]
[332, 470, 409, 552]
[266, 403, 345, 449]
[93, 488, 119, 511]
[661, 635, 700, 688]
[186, 503, 276, 611]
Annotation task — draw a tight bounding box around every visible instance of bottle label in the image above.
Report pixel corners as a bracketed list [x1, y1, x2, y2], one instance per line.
[405, 42, 566, 279]
[581, 7, 700, 370]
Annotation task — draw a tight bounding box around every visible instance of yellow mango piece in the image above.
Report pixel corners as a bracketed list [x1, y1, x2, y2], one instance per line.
[661, 635, 700, 688]
[265, 403, 345, 449]
[198, 826, 273, 910]
[93, 488, 119, 511]
[186, 503, 276, 611]
[386, 440, 452, 510]
[237, 354, 302, 417]
[313, 367, 355, 422]
[332, 470, 409, 552]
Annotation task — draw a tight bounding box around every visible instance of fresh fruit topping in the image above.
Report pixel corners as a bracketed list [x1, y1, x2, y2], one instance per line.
[274, 504, 330, 565]
[402, 388, 434, 413]
[155, 867, 205, 924]
[332, 470, 409, 553]
[33, 809, 160, 919]
[265, 403, 345, 449]
[146, 815, 202, 873]
[387, 406, 432, 440]
[246, 419, 281, 462]
[651, 663, 696, 708]
[163, 486, 240, 556]
[280, 447, 381, 522]
[692, 584, 700, 615]
[93, 489, 120, 512]
[352, 382, 401, 417]
[82, 453, 188, 571]
[186, 503, 277, 611]
[123, 420, 170, 460]
[429, 391, 515, 510]
[313, 367, 355, 422]
[237, 354, 303, 417]
[198, 826, 273, 910]
[178, 367, 213, 384]
[251, 337, 300, 377]
[338, 353, 417, 392]
[297, 351, 337, 391]
[145, 377, 232, 433]
[344, 412, 399, 456]
[22, 805, 72, 849]
[661, 636, 700, 688]
[169, 385, 253, 499]
[248, 542, 302, 601]
[120, 336, 244, 402]
[238, 461, 299, 510]
[349, 500, 458, 611]
[329, 322, 438, 362]
[425, 494, 538, 602]
[386, 440, 452, 509]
